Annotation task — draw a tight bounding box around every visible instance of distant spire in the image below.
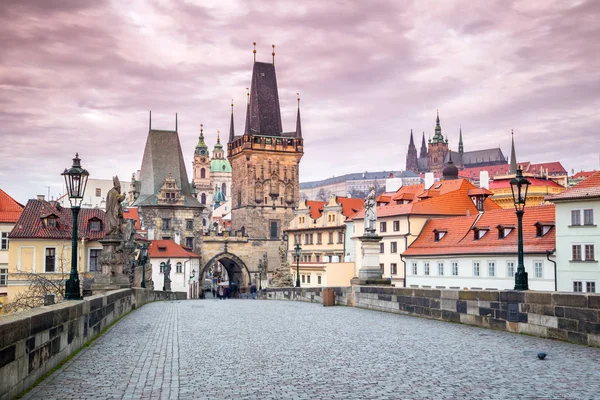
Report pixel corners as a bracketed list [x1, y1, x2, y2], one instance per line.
[510, 129, 517, 174]
[409, 129, 415, 147]
[420, 132, 428, 158]
[228, 100, 235, 143]
[217, 130, 221, 143]
[432, 109, 443, 143]
[272, 44, 275, 65]
[253, 42, 257, 62]
[175, 113, 178, 132]
[295, 93, 302, 138]
[458, 125, 464, 154]
[149, 110, 152, 131]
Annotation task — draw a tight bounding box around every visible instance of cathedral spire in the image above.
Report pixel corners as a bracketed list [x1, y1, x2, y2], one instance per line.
[295, 93, 302, 138]
[409, 129, 415, 147]
[406, 129, 418, 172]
[228, 100, 235, 143]
[510, 129, 517, 174]
[431, 109, 444, 144]
[458, 125, 464, 154]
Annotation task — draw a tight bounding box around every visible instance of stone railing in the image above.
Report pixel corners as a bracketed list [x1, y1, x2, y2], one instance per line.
[0, 288, 186, 400]
[261, 286, 600, 347]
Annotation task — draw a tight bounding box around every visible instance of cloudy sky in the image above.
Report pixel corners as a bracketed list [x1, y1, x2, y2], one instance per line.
[1, 0, 599, 203]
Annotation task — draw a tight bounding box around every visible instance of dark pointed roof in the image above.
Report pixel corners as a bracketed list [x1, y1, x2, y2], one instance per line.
[245, 61, 283, 136]
[420, 132, 428, 158]
[431, 110, 445, 144]
[409, 129, 415, 147]
[458, 126, 464, 154]
[295, 105, 302, 138]
[133, 129, 202, 208]
[510, 130, 517, 174]
[228, 103, 235, 143]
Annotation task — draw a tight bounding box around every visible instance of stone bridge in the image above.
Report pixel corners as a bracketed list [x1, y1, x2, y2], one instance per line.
[1, 287, 600, 399]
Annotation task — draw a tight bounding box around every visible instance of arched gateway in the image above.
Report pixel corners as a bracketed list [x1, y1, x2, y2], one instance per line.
[201, 252, 251, 290]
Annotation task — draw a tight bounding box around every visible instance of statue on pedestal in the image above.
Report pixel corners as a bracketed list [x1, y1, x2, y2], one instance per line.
[270, 239, 294, 287]
[105, 176, 126, 238]
[163, 259, 172, 291]
[364, 186, 377, 236]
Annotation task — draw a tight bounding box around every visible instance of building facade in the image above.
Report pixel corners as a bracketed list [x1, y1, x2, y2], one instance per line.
[148, 240, 200, 295]
[548, 172, 600, 293]
[403, 205, 556, 291]
[0, 189, 24, 309]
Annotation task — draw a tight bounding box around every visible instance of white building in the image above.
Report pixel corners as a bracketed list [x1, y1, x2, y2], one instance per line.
[548, 172, 600, 293]
[0, 189, 24, 305]
[403, 205, 556, 291]
[58, 178, 130, 210]
[148, 240, 201, 296]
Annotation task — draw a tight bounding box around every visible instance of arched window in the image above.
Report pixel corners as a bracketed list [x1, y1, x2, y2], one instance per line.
[221, 182, 227, 197]
[201, 193, 206, 204]
[176, 262, 182, 273]
[200, 168, 206, 179]
[160, 262, 166, 273]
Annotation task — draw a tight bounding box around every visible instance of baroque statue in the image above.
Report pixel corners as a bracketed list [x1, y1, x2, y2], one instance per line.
[364, 186, 377, 235]
[105, 176, 126, 237]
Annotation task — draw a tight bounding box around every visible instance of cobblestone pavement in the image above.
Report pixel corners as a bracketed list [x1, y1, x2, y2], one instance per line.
[23, 299, 600, 399]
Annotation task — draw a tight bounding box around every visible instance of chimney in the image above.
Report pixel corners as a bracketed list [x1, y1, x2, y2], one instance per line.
[480, 171, 489, 189]
[424, 173, 434, 189]
[36, 195, 45, 201]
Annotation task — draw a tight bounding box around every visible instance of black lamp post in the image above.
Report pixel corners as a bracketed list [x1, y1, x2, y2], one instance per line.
[510, 167, 531, 290]
[140, 243, 148, 288]
[61, 153, 89, 300]
[294, 243, 301, 288]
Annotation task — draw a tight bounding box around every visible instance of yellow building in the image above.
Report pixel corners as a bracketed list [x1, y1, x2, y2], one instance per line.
[5, 198, 106, 310]
[489, 174, 566, 209]
[285, 195, 363, 287]
[0, 189, 24, 310]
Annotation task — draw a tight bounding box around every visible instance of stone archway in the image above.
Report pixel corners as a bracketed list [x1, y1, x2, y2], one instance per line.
[201, 252, 252, 295]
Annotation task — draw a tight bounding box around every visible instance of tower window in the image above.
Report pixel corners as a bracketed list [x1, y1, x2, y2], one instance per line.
[201, 168, 206, 179]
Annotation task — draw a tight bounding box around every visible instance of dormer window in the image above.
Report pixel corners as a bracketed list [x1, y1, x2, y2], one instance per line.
[534, 222, 554, 238]
[89, 218, 102, 232]
[473, 227, 490, 240]
[158, 246, 167, 252]
[496, 224, 515, 239]
[433, 229, 447, 241]
[47, 218, 57, 228]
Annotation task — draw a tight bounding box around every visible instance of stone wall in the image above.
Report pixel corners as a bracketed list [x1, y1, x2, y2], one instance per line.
[0, 288, 186, 400]
[261, 286, 600, 347]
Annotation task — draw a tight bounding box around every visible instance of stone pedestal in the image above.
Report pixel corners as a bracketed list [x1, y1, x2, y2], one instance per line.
[91, 236, 131, 294]
[351, 234, 391, 286]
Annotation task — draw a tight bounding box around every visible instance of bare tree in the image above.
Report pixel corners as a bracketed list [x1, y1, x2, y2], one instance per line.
[316, 188, 331, 202]
[3, 273, 67, 313]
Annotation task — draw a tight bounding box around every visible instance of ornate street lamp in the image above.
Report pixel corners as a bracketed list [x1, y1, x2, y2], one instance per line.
[61, 153, 89, 300]
[294, 243, 301, 288]
[140, 243, 148, 288]
[510, 167, 531, 290]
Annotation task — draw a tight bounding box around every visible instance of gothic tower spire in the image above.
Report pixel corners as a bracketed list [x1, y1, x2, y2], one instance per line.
[406, 129, 418, 172]
[228, 101, 235, 143]
[420, 132, 428, 158]
[510, 130, 517, 174]
[458, 126, 464, 154]
[295, 93, 302, 138]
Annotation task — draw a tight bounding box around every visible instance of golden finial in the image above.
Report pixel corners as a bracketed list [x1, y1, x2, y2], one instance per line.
[272, 44, 275, 65]
[296, 92, 300, 109]
[246, 87, 250, 103]
[231, 99, 234, 113]
[217, 129, 221, 142]
[253, 42, 256, 62]
[200, 123, 204, 135]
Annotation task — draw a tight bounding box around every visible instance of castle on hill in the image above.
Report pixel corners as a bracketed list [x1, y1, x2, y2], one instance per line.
[406, 111, 507, 174]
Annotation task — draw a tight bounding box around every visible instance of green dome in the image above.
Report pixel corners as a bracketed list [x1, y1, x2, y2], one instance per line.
[210, 159, 232, 173]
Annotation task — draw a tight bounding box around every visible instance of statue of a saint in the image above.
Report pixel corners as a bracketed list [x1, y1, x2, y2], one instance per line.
[364, 186, 377, 235]
[105, 176, 126, 237]
[279, 239, 288, 266]
[163, 259, 172, 291]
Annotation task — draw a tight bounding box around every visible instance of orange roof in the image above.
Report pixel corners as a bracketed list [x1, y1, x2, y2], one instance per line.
[489, 177, 563, 189]
[404, 205, 556, 256]
[391, 184, 425, 201]
[123, 207, 141, 230]
[306, 200, 327, 220]
[148, 240, 200, 258]
[349, 179, 501, 220]
[573, 170, 597, 179]
[336, 196, 363, 218]
[528, 161, 567, 174]
[547, 171, 600, 201]
[0, 189, 24, 223]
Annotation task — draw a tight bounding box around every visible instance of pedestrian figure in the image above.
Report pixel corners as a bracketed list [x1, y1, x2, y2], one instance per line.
[250, 284, 257, 300]
[218, 286, 223, 300]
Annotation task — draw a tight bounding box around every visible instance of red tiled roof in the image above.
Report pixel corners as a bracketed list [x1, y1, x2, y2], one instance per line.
[306, 200, 327, 220]
[489, 177, 564, 189]
[0, 189, 24, 223]
[9, 199, 107, 240]
[404, 205, 556, 256]
[528, 161, 567, 175]
[391, 184, 425, 201]
[573, 171, 597, 179]
[349, 179, 501, 220]
[148, 240, 200, 258]
[376, 193, 393, 204]
[123, 207, 141, 230]
[336, 196, 364, 219]
[547, 171, 600, 201]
